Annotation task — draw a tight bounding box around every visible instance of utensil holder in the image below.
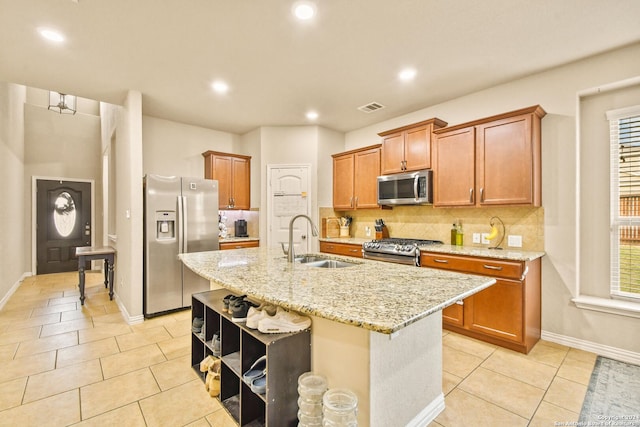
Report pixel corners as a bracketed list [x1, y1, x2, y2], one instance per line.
[339, 226, 349, 238]
[375, 226, 389, 240]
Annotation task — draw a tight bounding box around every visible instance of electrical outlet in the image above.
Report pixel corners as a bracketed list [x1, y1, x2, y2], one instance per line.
[508, 235, 523, 248]
[481, 233, 490, 244]
[365, 226, 371, 237]
[472, 233, 480, 243]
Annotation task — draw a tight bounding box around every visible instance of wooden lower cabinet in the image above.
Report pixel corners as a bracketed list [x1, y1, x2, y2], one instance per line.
[319, 241, 363, 258]
[192, 290, 310, 426]
[422, 252, 541, 354]
[219, 240, 259, 250]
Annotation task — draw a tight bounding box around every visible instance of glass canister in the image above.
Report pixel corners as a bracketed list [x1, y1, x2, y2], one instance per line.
[298, 372, 327, 427]
[322, 388, 358, 427]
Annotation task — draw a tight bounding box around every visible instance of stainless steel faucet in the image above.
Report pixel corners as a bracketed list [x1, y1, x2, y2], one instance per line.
[286, 214, 319, 262]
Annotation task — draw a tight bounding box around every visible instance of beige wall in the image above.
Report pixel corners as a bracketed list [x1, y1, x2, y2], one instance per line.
[343, 42, 640, 354]
[0, 82, 26, 305]
[142, 116, 239, 178]
[23, 97, 103, 272]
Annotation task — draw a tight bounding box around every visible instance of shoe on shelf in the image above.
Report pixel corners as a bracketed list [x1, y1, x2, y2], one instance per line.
[251, 375, 267, 394]
[192, 317, 204, 333]
[246, 304, 277, 329]
[242, 355, 266, 385]
[212, 334, 221, 357]
[231, 298, 259, 322]
[257, 307, 311, 334]
[223, 294, 246, 313]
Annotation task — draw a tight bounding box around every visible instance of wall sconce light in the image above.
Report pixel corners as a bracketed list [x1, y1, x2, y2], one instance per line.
[487, 216, 505, 250]
[48, 91, 77, 115]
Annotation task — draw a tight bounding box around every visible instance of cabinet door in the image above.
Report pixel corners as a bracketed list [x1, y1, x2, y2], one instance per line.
[404, 125, 431, 172]
[381, 132, 405, 174]
[333, 154, 355, 209]
[433, 127, 476, 207]
[442, 302, 464, 327]
[208, 155, 233, 209]
[231, 157, 250, 210]
[476, 114, 533, 205]
[354, 147, 381, 208]
[466, 278, 523, 343]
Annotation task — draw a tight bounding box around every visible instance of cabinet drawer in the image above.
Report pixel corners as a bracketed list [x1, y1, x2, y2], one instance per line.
[220, 240, 259, 250]
[319, 241, 363, 258]
[420, 253, 524, 280]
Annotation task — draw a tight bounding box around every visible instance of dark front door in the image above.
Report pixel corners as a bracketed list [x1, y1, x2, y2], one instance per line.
[36, 179, 92, 274]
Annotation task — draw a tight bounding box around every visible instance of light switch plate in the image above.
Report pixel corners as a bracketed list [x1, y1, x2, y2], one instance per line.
[508, 235, 523, 247]
[472, 233, 480, 243]
[481, 233, 490, 245]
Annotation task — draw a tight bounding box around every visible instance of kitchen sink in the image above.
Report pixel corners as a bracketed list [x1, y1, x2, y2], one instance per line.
[305, 259, 355, 269]
[294, 254, 356, 268]
[295, 254, 328, 264]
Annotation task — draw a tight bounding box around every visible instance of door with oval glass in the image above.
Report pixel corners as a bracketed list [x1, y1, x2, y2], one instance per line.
[36, 179, 92, 274]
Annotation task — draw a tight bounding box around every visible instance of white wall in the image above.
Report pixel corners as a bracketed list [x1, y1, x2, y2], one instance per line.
[142, 116, 239, 177]
[0, 82, 26, 306]
[344, 42, 640, 355]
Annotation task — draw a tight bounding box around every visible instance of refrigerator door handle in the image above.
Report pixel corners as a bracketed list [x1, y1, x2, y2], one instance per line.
[177, 196, 184, 254]
[182, 196, 188, 253]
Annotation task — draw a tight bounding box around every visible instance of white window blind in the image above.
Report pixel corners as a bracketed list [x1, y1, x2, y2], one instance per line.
[607, 106, 640, 299]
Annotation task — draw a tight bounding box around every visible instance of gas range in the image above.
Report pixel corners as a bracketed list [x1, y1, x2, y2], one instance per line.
[362, 238, 444, 266]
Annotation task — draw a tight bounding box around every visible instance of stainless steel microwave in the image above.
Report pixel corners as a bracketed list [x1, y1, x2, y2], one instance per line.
[377, 170, 433, 205]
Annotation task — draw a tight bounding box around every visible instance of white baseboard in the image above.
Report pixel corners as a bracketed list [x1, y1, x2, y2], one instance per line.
[114, 293, 144, 325]
[406, 393, 445, 427]
[0, 272, 33, 311]
[541, 330, 640, 365]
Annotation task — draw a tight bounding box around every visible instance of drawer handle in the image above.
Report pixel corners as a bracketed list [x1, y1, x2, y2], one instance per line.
[434, 259, 449, 264]
[483, 264, 503, 271]
[349, 249, 359, 253]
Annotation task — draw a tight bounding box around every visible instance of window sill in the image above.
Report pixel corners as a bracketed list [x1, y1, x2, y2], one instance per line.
[572, 295, 640, 319]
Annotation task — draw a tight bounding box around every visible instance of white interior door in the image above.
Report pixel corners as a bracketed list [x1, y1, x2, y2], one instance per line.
[267, 165, 311, 254]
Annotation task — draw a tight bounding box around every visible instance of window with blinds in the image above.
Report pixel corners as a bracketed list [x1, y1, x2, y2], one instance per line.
[608, 106, 640, 299]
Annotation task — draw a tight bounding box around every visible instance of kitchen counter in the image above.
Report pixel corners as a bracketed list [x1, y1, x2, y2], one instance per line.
[218, 236, 260, 242]
[179, 247, 495, 334]
[419, 243, 545, 261]
[318, 236, 369, 245]
[180, 246, 495, 426]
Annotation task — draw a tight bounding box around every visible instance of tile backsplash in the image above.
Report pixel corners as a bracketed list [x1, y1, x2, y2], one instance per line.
[219, 209, 260, 238]
[319, 205, 544, 251]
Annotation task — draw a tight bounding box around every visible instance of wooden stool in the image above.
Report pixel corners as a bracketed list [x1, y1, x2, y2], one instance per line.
[75, 246, 116, 305]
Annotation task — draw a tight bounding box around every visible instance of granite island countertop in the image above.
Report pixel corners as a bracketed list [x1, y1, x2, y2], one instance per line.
[418, 243, 545, 262]
[180, 247, 495, 334]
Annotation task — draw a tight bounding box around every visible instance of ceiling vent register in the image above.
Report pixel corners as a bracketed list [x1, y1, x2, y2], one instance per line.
[357, 102, 385, 113]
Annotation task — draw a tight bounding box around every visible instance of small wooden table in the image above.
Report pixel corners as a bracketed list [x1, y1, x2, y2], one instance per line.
[75, 246, 116, 305]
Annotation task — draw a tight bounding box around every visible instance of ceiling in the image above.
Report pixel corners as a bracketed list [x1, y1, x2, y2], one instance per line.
[2, 0, 640, 134]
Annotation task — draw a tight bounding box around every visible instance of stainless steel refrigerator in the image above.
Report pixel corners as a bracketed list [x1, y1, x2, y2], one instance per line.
[144, 175, 219, 317]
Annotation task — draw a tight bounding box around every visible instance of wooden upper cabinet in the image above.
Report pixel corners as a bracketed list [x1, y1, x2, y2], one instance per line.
[202, 151, 251, 210]
[379, 118, 447, 175]
[332, 145, 381, 210]
[433, 105, 545, 207]
[433, 126, 476, 207]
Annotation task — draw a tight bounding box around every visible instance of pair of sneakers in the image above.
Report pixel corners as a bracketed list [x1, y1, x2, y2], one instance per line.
[223, 294, 259, 323]
[256, 307, 312, 334]
[246, 304, 277, 329]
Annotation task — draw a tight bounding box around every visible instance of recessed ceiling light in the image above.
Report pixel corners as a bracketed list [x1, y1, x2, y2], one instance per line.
[293, 1, 316, 20]
[211, 81, 229, 94]
[398, 68, 417, 81]
[306, 111, 318, 120]
[38, 28, 65, 43]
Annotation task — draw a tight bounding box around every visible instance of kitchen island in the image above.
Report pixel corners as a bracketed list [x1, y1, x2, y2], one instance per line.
[180, 247, 496, 426]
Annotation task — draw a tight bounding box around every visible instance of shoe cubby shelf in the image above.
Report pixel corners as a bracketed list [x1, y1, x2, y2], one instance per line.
[191, 289, 311, 427]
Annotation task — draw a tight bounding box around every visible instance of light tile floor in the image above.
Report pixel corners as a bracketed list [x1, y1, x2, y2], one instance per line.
[0, 272, 596, 426]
